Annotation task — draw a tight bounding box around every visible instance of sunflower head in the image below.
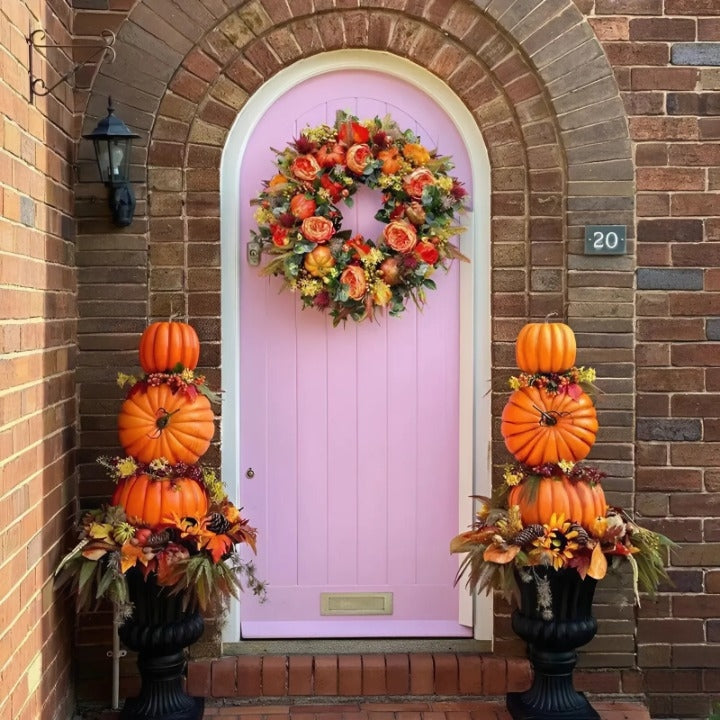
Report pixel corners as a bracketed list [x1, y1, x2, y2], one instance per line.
[532, 513, 581, 569]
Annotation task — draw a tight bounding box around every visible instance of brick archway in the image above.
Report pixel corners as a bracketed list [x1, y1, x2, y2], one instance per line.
[76, 0, 636, 669]
[78, 0, 634, 353]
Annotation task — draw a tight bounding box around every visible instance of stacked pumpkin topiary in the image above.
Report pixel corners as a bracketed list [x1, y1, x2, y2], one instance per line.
[57, 320, 263, 616]
[501, 321, 605, 536]
[452, 319, 672, 600]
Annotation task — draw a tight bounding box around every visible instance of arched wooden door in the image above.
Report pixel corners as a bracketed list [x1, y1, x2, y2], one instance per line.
[236, 69, 476, 639]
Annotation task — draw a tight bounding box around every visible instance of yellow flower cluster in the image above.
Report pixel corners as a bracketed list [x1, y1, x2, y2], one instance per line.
[577, 366, 596, 383]
[149, 457, 171, 473]
[298, 278, 323, 297]
[435, 175, 454, 192]
[254, 207, 275, 225]
[201, 467, 226, 504]
[361, 248, 384, 268]
[503, 465, 523, 486]
[117, 457, 138, 478]
[372, 280, 392, 307]
[303, 124, 336, 144]
[116, 372, 138, 388]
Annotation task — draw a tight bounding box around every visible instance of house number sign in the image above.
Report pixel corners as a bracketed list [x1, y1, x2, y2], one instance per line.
[584, 225, 627, 255]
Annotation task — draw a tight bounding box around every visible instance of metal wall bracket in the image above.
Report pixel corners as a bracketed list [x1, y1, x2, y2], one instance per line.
[27, 28, 116, 101]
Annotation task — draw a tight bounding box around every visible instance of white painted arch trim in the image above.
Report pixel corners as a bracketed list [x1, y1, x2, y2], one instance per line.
[220, 50, 492, 645]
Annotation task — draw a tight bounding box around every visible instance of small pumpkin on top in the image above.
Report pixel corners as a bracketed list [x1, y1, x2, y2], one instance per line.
[139, 320, 200, 373]
[515, 319, 576, 374]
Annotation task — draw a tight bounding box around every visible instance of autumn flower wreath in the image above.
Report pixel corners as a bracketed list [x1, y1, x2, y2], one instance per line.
[250, 110, 469, 324]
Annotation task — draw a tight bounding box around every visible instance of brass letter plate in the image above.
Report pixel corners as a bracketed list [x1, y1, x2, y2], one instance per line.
[320, 592, 393, 616]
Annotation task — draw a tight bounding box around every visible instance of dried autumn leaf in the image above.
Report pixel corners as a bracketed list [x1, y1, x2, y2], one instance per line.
[120, 542, 146, 573]
[450, 528, 495, 553]
[587, 543, 608, 580]
[81, 543, 109, 561]
[483, 544, 521, 564]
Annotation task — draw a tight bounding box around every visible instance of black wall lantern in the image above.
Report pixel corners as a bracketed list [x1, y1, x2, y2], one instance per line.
[83, 98, 139, 227]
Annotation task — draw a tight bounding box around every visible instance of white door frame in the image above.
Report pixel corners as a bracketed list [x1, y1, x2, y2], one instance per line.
[220, 50, 492, 644]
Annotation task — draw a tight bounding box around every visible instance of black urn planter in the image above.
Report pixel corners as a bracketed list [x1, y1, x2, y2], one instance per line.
[507, 566, 600, 720]
[118, 569, 204, 720]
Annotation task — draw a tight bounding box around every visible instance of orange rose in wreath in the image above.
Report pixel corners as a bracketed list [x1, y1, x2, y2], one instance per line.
[384, 220, 418, 254]
[340, 265, 367, 300]
[301, 216, 335, 243]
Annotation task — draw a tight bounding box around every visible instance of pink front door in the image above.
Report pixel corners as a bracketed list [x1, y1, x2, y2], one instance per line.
[238, 70, 473, 638]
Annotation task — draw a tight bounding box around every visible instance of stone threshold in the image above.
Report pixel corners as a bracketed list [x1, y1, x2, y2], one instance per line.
[97, 699, 652, 720]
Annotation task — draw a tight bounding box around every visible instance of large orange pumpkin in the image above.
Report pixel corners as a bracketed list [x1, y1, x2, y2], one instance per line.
[515, 321, 576, 374]
[508, 475, 607, 531]
[139, 321, 200, 373]
[501, 385, 598, 465]
[118, 384, 215, 464]
[112, 474, 209, 529]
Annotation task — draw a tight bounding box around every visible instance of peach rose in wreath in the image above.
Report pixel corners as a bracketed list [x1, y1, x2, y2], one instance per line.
[290, 194, 317, 220]
[383, 220, 418, 254]
[403, 167, 435, 199]
[346, 144, 372, 174]
[340, 265, 367, 300]
[301, 216, 335, 243]
[291, 154, 321, 182]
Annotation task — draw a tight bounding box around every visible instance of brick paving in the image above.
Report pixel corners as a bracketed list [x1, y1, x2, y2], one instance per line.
[100, 699, 651, 720]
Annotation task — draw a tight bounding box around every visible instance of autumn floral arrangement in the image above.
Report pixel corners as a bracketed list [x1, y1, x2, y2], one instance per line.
[451, 319, 673, 609]
[56, 321, 265, 617]
[250, 110, 469, 324]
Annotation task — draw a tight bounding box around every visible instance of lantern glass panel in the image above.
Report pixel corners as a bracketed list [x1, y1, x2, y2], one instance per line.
[94, 137, 130, 185]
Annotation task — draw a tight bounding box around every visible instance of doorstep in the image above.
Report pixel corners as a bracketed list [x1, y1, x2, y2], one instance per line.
[97, 699, 652, 719]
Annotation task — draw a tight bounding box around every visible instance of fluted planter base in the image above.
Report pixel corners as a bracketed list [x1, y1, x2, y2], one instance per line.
[119, 569, 204, 720]
[507, 567, 600, 720]
[506, 649, 599, 720]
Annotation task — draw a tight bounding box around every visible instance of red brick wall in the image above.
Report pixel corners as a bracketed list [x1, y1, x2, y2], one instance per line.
[581, 1, 720, 716]
[62, 0, 720, 717]
[0, 1, 78, 719]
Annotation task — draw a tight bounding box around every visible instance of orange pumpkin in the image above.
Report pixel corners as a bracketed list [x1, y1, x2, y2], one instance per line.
[118, 384, 215, 464]
[501, 385, 598, 465]
[304, 245, 336, 278]
[112, 473, 209, 529]
[515, 321, 576, 374]
[508, 475, 607, 531]
[139, 321, 200, 373]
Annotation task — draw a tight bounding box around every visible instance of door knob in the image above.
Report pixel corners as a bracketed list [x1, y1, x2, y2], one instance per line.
[245, 467, 255, 479]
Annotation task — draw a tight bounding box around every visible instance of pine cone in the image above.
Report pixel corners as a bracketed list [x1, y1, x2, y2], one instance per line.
[512, 524, 545, 546]
[570, 524, 590, 546]
[146, 529, 171, 547]
[206, 512, 231, 535]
